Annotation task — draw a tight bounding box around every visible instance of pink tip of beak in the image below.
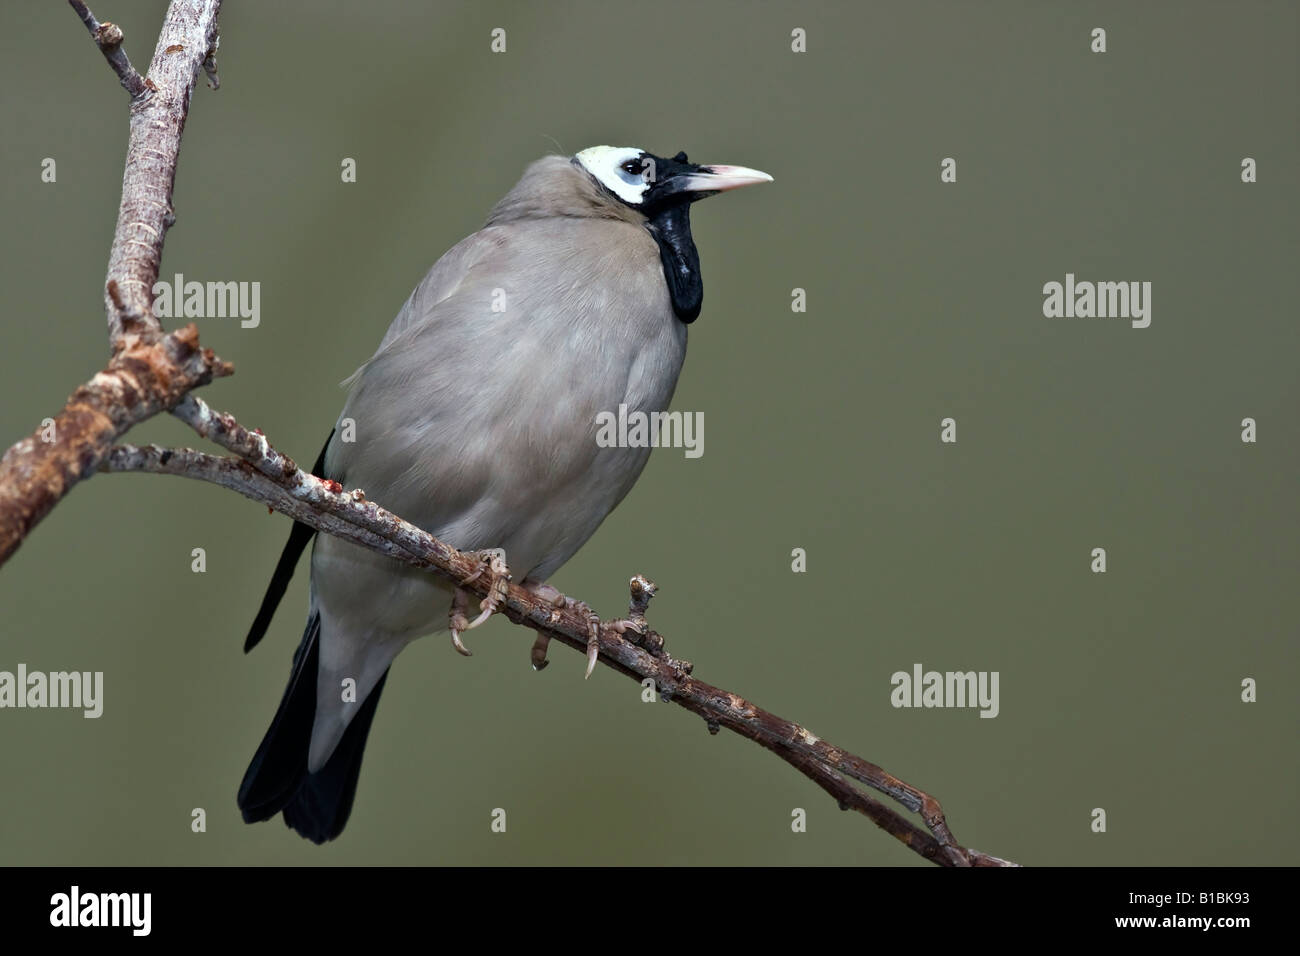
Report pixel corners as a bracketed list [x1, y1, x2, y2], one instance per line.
[687, 164, 774, 192]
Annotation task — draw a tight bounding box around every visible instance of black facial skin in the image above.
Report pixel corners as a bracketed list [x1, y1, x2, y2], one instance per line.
[582, 149, 710, 324]
[644, 199, 702, 324]
[638, 150, 716, 212]
[641, 151, 706, 323]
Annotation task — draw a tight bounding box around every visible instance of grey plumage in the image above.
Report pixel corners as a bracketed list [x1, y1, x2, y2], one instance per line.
[239, 147, 769, 841]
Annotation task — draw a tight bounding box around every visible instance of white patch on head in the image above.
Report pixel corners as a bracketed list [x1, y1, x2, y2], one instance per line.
[574, 145, 653, 206]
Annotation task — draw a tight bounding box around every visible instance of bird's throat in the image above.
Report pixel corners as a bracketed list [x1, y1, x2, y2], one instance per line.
[646, 204, 703, 324]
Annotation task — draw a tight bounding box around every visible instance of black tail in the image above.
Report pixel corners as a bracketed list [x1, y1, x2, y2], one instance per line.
[238, 612, 390, 843]
[244, 431, 334, 653]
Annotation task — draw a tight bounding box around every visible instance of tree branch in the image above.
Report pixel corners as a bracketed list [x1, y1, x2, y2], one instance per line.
[0, 1, 226, 565]
[69, 0, 148, 99]
[0, 326, 230, 564]
[93, 0, 223, 347]
[0, 0, 1019, 866]
[101, 437, 1015, 867]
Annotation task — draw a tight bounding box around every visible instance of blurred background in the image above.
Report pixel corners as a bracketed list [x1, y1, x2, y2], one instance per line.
[0, 0, 1295, 865]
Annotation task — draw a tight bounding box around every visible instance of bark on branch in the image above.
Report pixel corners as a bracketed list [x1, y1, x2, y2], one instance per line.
[75, 0, 224, 346]
[0, 2, 228, 565]
[0, 0, 1018, 867]
[0, 326, 229, 563]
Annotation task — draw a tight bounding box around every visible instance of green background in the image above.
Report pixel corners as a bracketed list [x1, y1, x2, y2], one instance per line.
[0, 0, 1295, 865]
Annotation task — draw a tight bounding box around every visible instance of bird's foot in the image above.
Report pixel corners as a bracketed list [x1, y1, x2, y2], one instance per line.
[519, 576, 665, 678]
[524, 587, 601, 678]
[521, 581, 568, 671]
[449, 548, 511, 657]
[464, 548, 511, 627]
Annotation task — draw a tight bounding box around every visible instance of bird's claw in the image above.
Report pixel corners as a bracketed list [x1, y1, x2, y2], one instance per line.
[449, 588, 474, 656]
[530, 633, 551, 671]
[520, 577, 657, 678]
[585, 623, 599, 679]
[521, 580, 568, 671]
[449, 548, 511, 656]
[553, 597, 602, 679]
[604, 617, 649, 642]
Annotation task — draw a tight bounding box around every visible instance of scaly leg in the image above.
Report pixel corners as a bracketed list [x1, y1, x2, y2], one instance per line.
[448, 548, 511, 656]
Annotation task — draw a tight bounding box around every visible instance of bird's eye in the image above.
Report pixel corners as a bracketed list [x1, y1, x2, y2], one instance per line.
[621, 159, 645, 176]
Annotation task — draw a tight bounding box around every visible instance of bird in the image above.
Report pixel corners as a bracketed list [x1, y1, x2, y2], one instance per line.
[236, 146, 772, 843]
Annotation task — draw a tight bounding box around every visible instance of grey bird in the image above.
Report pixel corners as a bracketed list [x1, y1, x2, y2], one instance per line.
[237, 146, 772, 842]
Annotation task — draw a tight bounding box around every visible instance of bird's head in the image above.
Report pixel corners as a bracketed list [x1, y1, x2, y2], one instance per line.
[572, 146, 772, 215]
[567, 146, 771, 323]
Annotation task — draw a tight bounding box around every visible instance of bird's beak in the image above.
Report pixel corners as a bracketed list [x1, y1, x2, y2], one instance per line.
[676, 164, 774, 196]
